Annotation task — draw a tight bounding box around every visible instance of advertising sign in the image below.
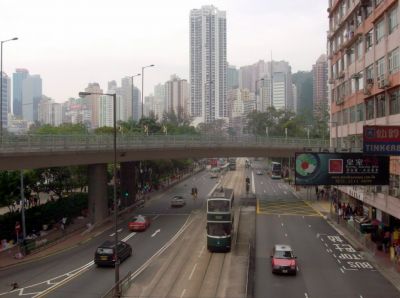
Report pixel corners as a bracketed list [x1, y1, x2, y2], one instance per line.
[295, 153, 389, 186]
[363, 125, 400, 155]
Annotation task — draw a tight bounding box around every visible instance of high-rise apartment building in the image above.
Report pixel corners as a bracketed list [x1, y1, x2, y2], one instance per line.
[62, 97, 91, 126]
[312, 54, 328, 119]
[22, 74, 42, 123]
[190, 5, 227, 125]
[0, 72, 11, 129]
[328, 0, 400, 239]
[154, 83, 166, 119]
[12, 68, 29, 119]
[98, 93, 123, 127]
[227, 64, 239, 90]
[165, 75, 189, 119]
[85, 83, 103, 129]
[38, 96, 62, 126]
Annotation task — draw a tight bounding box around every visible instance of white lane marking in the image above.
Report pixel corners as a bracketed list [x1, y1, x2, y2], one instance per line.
[261, 181, 264, 185]
[198, 245, 205, 258]
[189, 263, 198, 280]
[151, 229, 161, 237]
[180, 289, 186, 298]
[337, 259, 342, 264]
[264, 190, 266, 193]
[0, 261, 95, 297]
[360, 295, 364, 298]
[284, 191, 287, 195]
[117, 228, 123, 233]
[152, 215, 160, 220]
[122, 232, 136, 242]
[308, 225, 311, 228]
[251, 172, 256, 194]
[340, 268, 345, 273]
[285, 233, 288, 237]
[302, 216, 305, 219]
[305, 293, 309, 298]
[281, 223, 284, 227]
[333, 254, 337, 258]
[110, 233, 115, 237]
[208, 182, 221, 197]
[324, 243, 328, 247]
[321, 238, 324, 242]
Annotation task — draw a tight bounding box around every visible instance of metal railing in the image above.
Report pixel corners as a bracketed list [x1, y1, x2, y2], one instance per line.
[0, 134, 330, 153]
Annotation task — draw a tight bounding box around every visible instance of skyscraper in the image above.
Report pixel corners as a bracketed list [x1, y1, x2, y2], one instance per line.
[190, 5, 227, 125]
[312, 54, 328, 119]
[0, 72, 11, 129]
[22, 74, 42, 123]
[85, 82, 102, 129]
[165, 74, 189, 119]
[227, 64, 239, 90]
[12, 68, 29, 119]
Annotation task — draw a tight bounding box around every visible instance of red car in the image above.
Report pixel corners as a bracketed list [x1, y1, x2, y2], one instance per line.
[270, 244, 297, 275]
[128, 215, 150, 231]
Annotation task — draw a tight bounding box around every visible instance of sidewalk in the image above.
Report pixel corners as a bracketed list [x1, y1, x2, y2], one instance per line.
[0, 167, 204, 270]
[292, 185, 400, 292]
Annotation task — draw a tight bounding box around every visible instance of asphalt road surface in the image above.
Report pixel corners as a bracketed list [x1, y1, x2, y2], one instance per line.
[251, 160, 400, 298]
[0, 169, 218, 298]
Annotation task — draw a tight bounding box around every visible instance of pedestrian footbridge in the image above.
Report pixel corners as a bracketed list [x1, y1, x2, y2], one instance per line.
[0, 134, 330, 170]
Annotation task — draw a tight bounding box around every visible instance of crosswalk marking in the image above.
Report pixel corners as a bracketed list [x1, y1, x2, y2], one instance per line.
[257, 199, 320, 216]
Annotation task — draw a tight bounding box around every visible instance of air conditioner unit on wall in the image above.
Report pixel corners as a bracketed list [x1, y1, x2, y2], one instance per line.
[378, 79, 390, 89]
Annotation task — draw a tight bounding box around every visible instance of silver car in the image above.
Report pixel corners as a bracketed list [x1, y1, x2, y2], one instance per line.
[170, 196, 186, 207]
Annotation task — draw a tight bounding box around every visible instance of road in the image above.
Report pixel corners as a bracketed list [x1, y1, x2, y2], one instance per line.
[0, 169, 218, 298]
[252, 160, 400, 298]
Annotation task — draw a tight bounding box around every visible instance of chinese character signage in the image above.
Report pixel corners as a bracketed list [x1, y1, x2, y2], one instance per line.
[363, 125, 400, 155]
[295, 153, 389, 185]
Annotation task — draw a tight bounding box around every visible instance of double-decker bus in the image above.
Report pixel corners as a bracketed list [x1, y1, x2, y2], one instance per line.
[228, 158, 236, 170]
[271, 162, 282, 179]
[206, 187, 234, 252]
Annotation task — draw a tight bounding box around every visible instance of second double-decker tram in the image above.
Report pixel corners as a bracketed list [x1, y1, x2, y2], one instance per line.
[206, 187, 234, 252]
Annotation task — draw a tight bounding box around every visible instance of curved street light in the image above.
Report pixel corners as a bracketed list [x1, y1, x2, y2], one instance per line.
[141, 64, 155, 119]
[1, 37, 18, 141]
[79, 90, 121, 293]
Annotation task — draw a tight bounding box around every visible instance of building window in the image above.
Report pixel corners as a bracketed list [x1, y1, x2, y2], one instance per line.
[357, 103, 364, 121]
[376, 95, 386, 118]
[366, 64, 374, 80]
[350, 106, 356, 123]
[389, 48, 399, 74]
[357, 37, 363, 60]
[375, 0, 383, 6]
[375, 19, 385, 44]
[366, 99, 375, 120]
[389, 6, 398, 34]
[376, 57, 385, 79]
[390, 89, 400, 115]
[366, 30, 374, 52]
[343, 108, 349, 124]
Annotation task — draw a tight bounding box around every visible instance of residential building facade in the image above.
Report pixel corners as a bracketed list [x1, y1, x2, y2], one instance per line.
[190, 5, 227, 125]
[328, 0, 400, 233]
[312, 54, 329, 119]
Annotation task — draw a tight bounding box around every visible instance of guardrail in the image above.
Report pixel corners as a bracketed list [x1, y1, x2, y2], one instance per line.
[0, 134, 330, 153]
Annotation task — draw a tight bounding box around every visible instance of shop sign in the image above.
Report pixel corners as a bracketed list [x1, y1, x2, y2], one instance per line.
[363, 125, 400, 155]
[295, 153, 389, 186]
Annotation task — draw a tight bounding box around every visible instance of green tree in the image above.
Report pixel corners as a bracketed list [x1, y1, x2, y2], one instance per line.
[0, 171, 21, 211]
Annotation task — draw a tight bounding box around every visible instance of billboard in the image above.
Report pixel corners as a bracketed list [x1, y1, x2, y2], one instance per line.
[295, 153, 389, 186]
[363, 125, 400, 155]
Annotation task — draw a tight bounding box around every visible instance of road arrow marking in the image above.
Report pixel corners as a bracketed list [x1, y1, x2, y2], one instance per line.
[151, 229, 161, 237]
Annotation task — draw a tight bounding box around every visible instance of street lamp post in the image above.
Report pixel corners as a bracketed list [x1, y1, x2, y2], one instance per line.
[141, 64, 154, 119]
[0, 37, 18, 142]
[79, 91, 120, 291]
[255, 78, 264, 111]
[130, 73, 141, 119]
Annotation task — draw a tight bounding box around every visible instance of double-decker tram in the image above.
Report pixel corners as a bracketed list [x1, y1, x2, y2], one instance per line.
[206, 187, 234, 252]
[271, 162, 282, 179]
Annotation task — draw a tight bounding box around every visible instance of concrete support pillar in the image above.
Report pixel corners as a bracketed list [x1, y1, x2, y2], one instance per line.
[88, 163, 108, 224]
[120, 161, 138, 207]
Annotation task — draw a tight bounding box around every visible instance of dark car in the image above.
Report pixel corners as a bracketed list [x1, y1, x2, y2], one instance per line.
[270, 244, 297, 275]
[94, 240, 132, 267]
[128, 215, 150, 231]
[170, 195, 186, 207]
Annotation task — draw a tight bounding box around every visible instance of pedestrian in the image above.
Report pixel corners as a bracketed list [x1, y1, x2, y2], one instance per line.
[383, 230, 391, 253]
[60, 217, 67, 236]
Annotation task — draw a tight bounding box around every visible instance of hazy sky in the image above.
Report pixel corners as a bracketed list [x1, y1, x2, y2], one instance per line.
[1, 0, 328, 103]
